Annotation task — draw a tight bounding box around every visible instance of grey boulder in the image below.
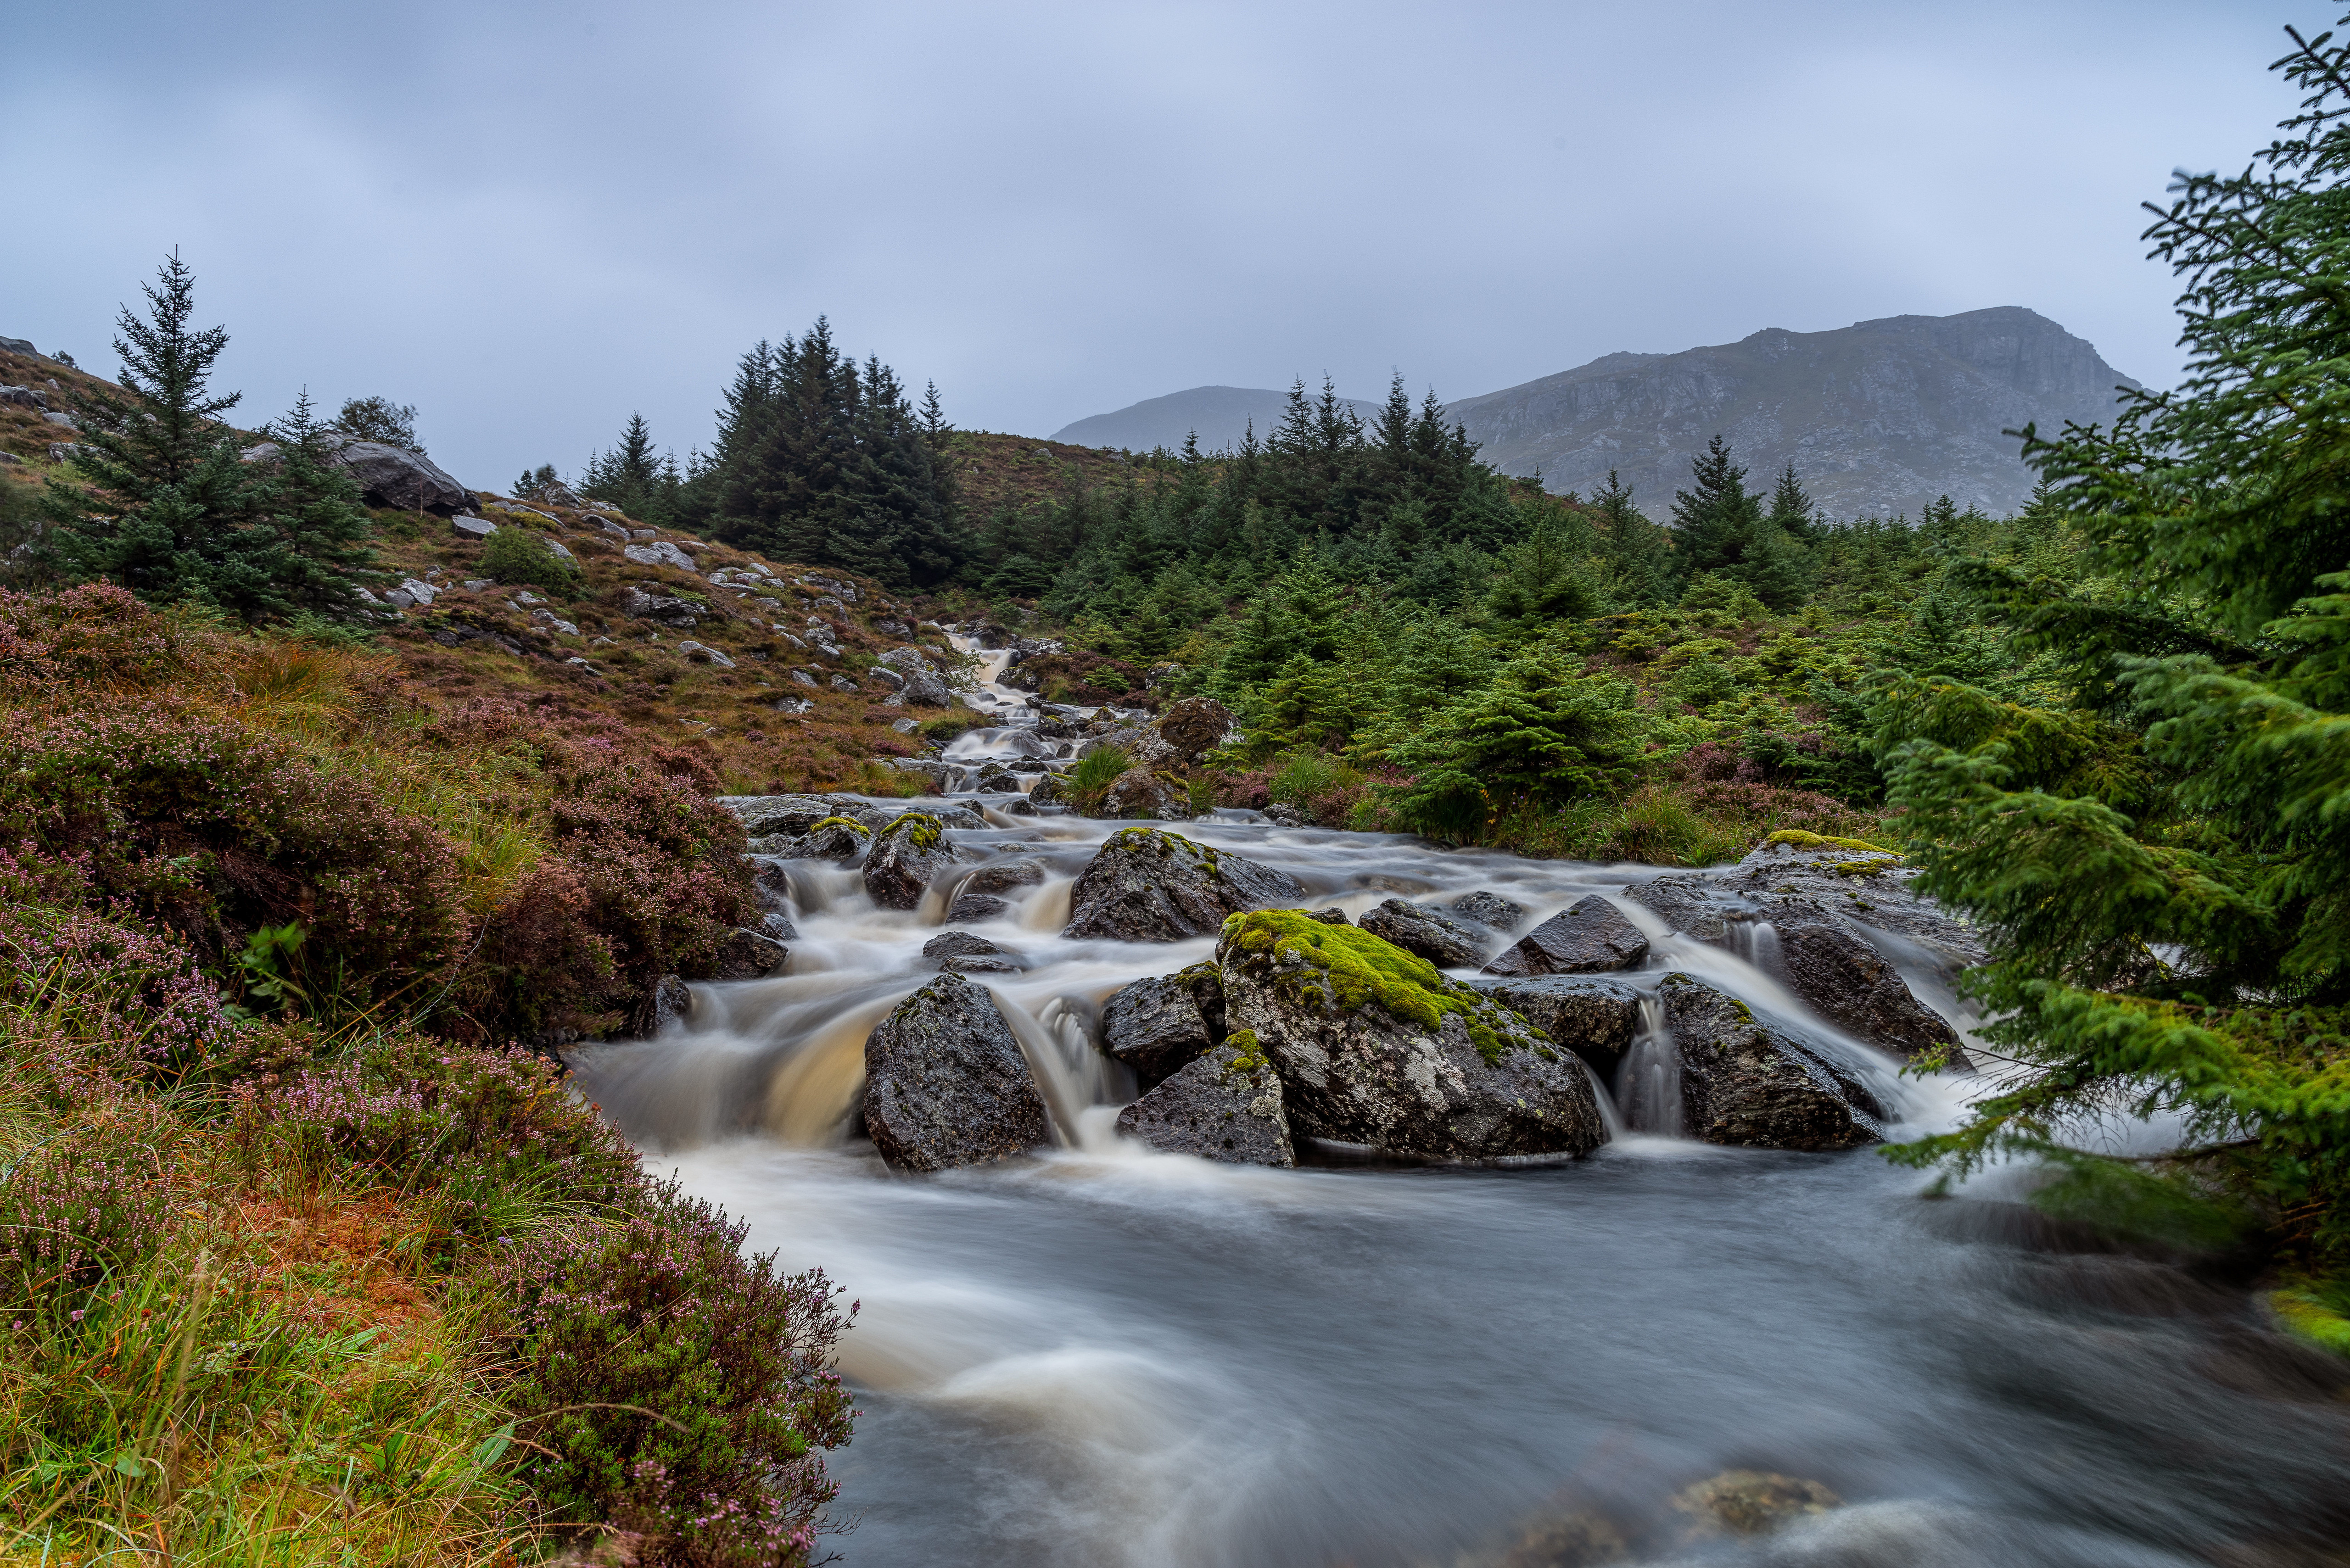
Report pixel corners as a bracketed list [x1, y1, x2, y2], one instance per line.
[862, 974, 1052, 1172]
[1483, 894, 1650, 977]
[923, 931, 1021, 973]
[946, 893, 1010, 923]
[1115, 1041, 1295, 1166]
[1100, 973, 1218, 1089]
[1357, 898, 1488, 968]
[1467, 974, 1643, 1077]
[642, 973, 692, 1035]
[1217, 913, 1605, 1161]
[862, 812, 959, 909]
[1768, 909, 1969, 1065]
[1063, 827, 1304, 942]
[623, 540, 699, 573]
[711, 926, 789, 980]
[1448, 890, 1528, 932]
[1658, 972, 1889, 1151]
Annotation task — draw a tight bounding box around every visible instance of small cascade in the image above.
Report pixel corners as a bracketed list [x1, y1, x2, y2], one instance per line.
[1615, 993, 1683, 1136]
[1726, 916, 1781, 974]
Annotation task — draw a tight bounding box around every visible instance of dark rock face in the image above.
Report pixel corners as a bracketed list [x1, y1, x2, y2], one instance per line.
[862, 813, 959, 910]
[790, 818, 874, 860]
[1483, 895, 1650, 977]
[922, 931, 1021, 973]
[1770, 911, 1967, 1065]
[1358, 898, 1488, 968]
[1718, 837, 1985, 967]
[1619, 874, 1732, 943]
[749, 861, 800, 937]
[1658, 972, 1887, 1151]
[1100, 975, 1216, 1089]
[243, 434, 471, 513]
[1063, 828, 1304, 942]
[1153, 696, 1234, 762]
[711, 926, 789, 980]
[1115, 1041, 1295, 1166]
[862, 974, 1052, 1172]
[644, 973, 692, 1035]
[1027, 774, 1067, 808]
[959, 859, 1044, 898]
[1175, 961, 1227, 1041]
[1447, 891, 1528, 932]
[946, 893, 1011, 924]
[1094, 769, 1192, 821]
[1469, 975, 1642, 1077]
[1218, 911, 1605, 1160]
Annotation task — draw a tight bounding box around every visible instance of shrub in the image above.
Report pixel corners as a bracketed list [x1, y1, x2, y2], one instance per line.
[1067, 745, 1130, 810]
[480, 527, 583, 595]
[0, 1113, 177, 1321]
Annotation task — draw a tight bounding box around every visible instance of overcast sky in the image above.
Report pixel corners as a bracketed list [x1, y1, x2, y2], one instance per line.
[6, 1, 2306, 487]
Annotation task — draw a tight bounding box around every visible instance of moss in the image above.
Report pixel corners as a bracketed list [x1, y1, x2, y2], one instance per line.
[879, 811, 943, 851]
[808, 815, 871, 837]
[1764, 829, 1898, 856]
[1219, 1029, 1269, 1077]
[1223, 910, 1521, 1066]
[2273, 1286, 2350, 1357]
[1831, 858, 1895, 877]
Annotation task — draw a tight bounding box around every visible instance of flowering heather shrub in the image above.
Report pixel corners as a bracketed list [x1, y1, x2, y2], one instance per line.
[492, 1181, 854, 1566]
[0, 703, 464, 996]
[0, 904, 233, 1079]
[0, 583, 191, 696]
[0, 1114, 177, 1319]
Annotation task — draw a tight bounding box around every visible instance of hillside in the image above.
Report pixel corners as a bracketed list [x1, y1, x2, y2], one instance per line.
[1446, 307, 2139, 519]
[1048, 384, 1380, 453]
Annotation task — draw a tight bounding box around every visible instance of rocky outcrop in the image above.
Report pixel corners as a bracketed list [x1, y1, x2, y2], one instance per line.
[1621, 874, 1732, 943]
[623, 540, 699, 573]
[1153, 696, 1234, 761]
[1357, 898, 1488, 968]
[1447, 891, 1528, 932]
[1718, 834, 1984, 966]
[1468, 975, 1642, 1077]
[1658, 972, 1887, 1150]
[1771, 911, 1967, 1065]
[861, 975, 1052, 1172]
[1100, 973, 1218, 1088]
[1483, 895, 1649, 977]
[1115, 1040, 1295, 1166]
[862, 812, 958, 909]
[240, 434, 471, 513]
[1063, 828, 1304, 942]
[1218, 910, 1605, 1160]
[711, 926, 789, 980]
[878, 646, 954, 708]
[1095, 769, 1191, 821]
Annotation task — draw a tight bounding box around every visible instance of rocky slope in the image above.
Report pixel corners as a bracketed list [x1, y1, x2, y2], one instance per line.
[1445, 307, 2140, 519]
[1048, 385, 1380, 453]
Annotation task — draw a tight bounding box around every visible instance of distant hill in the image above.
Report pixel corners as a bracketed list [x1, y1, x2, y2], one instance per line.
[1445, 307, 2139, 520]
[1050, 385, 1379, 453]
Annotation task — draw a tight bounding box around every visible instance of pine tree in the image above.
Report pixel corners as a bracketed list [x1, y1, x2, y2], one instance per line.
[1670, 435, 1760, 577]
[41, 257, 376, 622]
[1765, 463, 1819, 541]
[1593, 469, 1673, 605]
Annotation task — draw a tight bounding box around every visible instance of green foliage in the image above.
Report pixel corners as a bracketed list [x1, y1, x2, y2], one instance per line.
[1222, 909, 1524, 1063]
[1068, 745, 1132, 809]
[479, 523, 583, 593]
[333, 394, 421, 452]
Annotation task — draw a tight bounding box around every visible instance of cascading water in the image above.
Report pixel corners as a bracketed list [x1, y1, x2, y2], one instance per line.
[567, 666, 2350, 1568]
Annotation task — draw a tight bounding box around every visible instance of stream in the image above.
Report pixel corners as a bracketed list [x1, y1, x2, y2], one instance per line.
[567, 648, 2350, 1567]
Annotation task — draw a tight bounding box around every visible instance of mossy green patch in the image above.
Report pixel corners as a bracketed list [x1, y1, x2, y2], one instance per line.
[2273, 1285, 2350, 1356]
[1764, 829, 1898, 856]
[1222, 909, 1523, 1066]
[880, 811, 943, 851]
[1831, 858, 1895, 877]
[1219, 1029, 1269, 1077]
[809, 815, 872, 837]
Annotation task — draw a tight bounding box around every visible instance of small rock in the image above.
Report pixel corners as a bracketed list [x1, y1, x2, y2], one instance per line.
[862, 812, 959, 909]
[789, 669, 818, 687]
[463, 577, 492, 591]
[1101, 973, 1217, 1088]
[829, 674, 858, 692]
[711, 926, 789, 980]
[623, 540, 699, 573]
[1116, 1040, 1295, 1166]
[1358, 898, 1487, 967]
[1096, 769, 1192, 821]
[1262, 803, 1306, 827]
[674, 639, 736, 669]
[1667, 1470, 1840, 1543]
[862, 974, 1052, 1172]
[946, 893, 1011, 923]
[1448, 891, 1528, 932]
[1483, 895, 1649, 977]
[643, 973, 692, 1035]
[1063, 827, 1305, 942]
[891, 717, 921, 733]
[923, 931, 1021, 972]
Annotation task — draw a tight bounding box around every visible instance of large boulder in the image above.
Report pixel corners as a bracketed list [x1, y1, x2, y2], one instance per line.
[1063, 828, 1304, 942]
[1657, 972, 1888, 1151]
[1768, 908, 1968, 1065]
[862, 812, 958, 909]
[242, 434, 470, 513]
[623, 540, 699, 573]
[1483, 894, 1650, 977]
[1357, 898, 1488, 968]
[1115, 1040, 1295, 1166]
[717, 793, 856, 837]
[1153, 696, 1234, 762]
[1718, 834, 1986, 966]
[711, 926, 789, 980]
[1619, 873, 1732, 943]
[861, 975, 1052, 1172]
[1094, 769, 1192, 821]
[1218, 911, 1606, 1160]
[1100, 973, 1218, 1088]
[1468, 974, 1642, 1077]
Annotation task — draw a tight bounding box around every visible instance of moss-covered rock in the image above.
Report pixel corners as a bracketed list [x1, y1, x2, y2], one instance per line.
[862, 811, 959, 910]
[1216, 910, 1605, 1161]
[1063, 827, 1303, 941]
[1113, 1037, 1294, 1166]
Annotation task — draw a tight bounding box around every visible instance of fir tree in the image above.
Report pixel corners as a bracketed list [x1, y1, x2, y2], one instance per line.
[1593, 469, 1673, 605]
[1670, 435, 1760, 577]
[1765, 463, 1819, 541]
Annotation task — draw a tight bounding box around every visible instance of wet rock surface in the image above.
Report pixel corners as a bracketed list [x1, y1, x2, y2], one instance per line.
[1096, 768, 1192, 820]
[1115, 1040, 1295, 1166]
[1218, 911, 1604, 1160]
[1101, 973, 1218, 1089]
[1720, 836, 1985, 965]
[1063, 827, 1305, 942]
[711, 926, 789, 980]
[922, 931, 1021, 973]
[1769, 907, 1969, 1065]
[862, 974, 1052, 1173]
[1467, 975, 1642, 1077]
[1659, 972, 1888, 1150]
[1448, 890, 1529, 932]
[1358, 898, 1489, 968]
[862, 812, 959, 909]
[1484, 895, 1650, 977]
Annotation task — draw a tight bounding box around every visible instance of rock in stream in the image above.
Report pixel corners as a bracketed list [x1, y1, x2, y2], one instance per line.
[862, 973, 1052, 1172]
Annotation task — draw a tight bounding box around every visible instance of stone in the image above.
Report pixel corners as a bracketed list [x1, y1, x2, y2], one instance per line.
[1100, 974, 1216, 1089]
[721, 793, 862, 837]
[623, 541, 699, 573]
[946, 893, 1011, 923]
[621, 586, 700, 627]
[796, 573, 858, 603]
[1483, 895, 1649, 977]
[1619, 874, 1732, 943]
[1153, 696, 1234, 760]
[1261, 803, 1306, 827]
[711, 926, 789, 980]
[1357, 898, 1488, 968]
[0, 452, 17, 465]
[1717, 834, 1985, 965]
[42, 411, 77, 429]
[449, 514, 499, 542]
[464, 577, 492, 591]
[862, 974, 1052, 1172]
[643, 973, 692, 1035]
[901, 668, 953, 707]
[1766, 907, 1968, 1065]
[596, 516, 632, 539]
[1027, 774, 1067, 808]
[1658, 972, 1888, 1150]
[1116, 1041, 1296, 1166]
[1666, 1469, 1840, 1544]
[48, 442, 83, 463]
[1466, 974, 1642, 1077]
[1063, 827, 1305, 942]
[891, 717, 921, 733]
[397, 576, 439, 606]
[1448, 891, 1529, 932]
[922, 931, 1021, 973]
[829, 675, 858, 692]
[789, 668, 818, 687]
[1217, 910, 1605, 1160]
[782, 816, 874, 860]
[957, 859, 1046, 898]
[862, 812, 959, 909]
[251, 434, 470, 513]
[1094, 769, 1192, 820]
[868, 665, 906, 690]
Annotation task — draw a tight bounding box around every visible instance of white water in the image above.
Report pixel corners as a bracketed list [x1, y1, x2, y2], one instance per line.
[568, 680, 2350, 1565]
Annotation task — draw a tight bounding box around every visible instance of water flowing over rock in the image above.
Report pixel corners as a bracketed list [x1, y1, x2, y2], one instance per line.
[641, 973, 691, 1035]
[1218, 910, 1605, 1160]
[711, 926, 789, 980]
[861, 974, 1052, 1172]
[1358, 898, 1488, 968]
[1483, 895, 1649, 976]
[1770, 910, 1967, 1065]
[1468, 974, 1642, 1077]
[922, 932, 1021, 973]
[1720, 835, 1985, 966]
[862, 812, 958, 909]
[1063, 827, 1304, 942]
[1658, 972, 1887, 1150]
[1101, 973, 1218, 1088]
[1115, 1040, 1295, 1166]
